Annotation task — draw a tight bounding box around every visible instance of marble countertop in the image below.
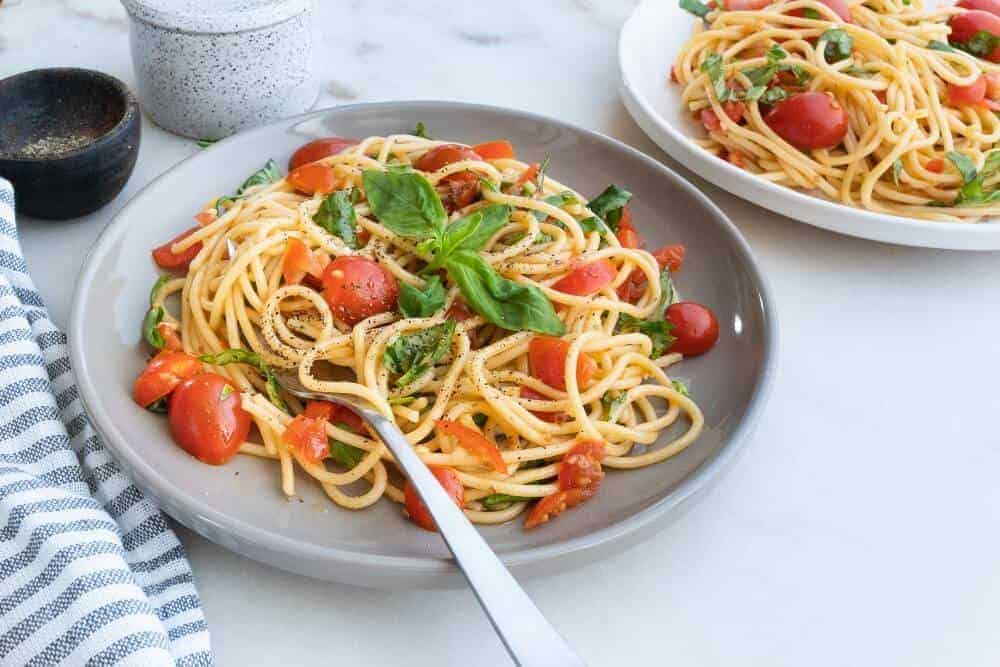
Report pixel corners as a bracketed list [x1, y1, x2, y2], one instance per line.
[5, 1, 1000, 665]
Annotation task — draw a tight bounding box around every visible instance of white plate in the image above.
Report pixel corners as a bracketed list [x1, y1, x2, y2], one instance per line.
[618, 0, 1000, 250]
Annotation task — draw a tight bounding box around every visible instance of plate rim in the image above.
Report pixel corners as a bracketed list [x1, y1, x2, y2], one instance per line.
[618, 0, 1000, 251]
[68, 99, 779, 581]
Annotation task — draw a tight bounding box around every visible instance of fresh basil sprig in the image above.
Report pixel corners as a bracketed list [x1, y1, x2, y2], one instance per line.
[383, 320, 456, 388]
[398, 275, 446, 318]
[701, 53, 737, 102]
[672, 379, 691, 397]
[198, 348, 287, 412]
[362, 168, 564, 335]
[822, 29, 853, 63]
[585, 185, 632, 232]
[214, 159, 283, 215]
[314, 189, 359, 249]
[945, 150, 1000, 205]
[141, 275, 171, 350]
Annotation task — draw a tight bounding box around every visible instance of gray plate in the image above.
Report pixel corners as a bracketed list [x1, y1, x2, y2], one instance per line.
[68, 101, 777, 589]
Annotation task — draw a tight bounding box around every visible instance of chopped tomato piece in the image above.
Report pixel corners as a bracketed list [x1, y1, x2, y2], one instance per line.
[558, 440, 605, 493]
[282, 414, 329, 463]
[524, 489, 590, 529]
[471, 140, 516, 160]
[653, 244, 686, 272]
[288, 163, 338, 195]
[436, 419, 507, 474]
[133, 350, 202, 407]
[700, 109, 722, 132]
[520, 387, 570, 424]
[670, 66, 680, 84]
[529, 336, 597, 391]
[721, 0, 772, 8]
[305, 400, 365, 434]
[948, 76, 987, 106]
[152, 228, 203, 271]
[615, 207, 646, 249]
[157, 323, 183, 352]
[289, 137, 357, 171]
[194, 210, 216, 226]
[926, 159, 944, 173]
[552, 259, 617, 296]
[439, 171, 480, 213]
[516, 162, 540, 186]
[282, 239, 324, 285]
[168, 373, 249, 465]
[404, 467, 465, 531]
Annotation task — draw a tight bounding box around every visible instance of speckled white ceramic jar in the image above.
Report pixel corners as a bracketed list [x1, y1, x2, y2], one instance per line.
[121, 0, 318, 140]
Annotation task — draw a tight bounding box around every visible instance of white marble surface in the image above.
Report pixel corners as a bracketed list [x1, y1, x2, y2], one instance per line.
[4, 1, 1000, 665]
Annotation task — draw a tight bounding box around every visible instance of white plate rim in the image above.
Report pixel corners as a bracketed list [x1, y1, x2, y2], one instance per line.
[618, 0, 1000, 251]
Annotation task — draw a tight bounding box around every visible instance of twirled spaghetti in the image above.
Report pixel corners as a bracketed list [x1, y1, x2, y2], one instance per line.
[134, 132, 718, 531]
[673, 0, 1000, 220]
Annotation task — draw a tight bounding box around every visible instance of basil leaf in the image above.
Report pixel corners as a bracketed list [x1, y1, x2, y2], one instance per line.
[444, 251, 565, 336]
[893, 159, 903, 186]
[601, 391, 627, 420]
[842, 65, 875, 77]
[802, 7, 821, 18]
[314, 189, 359, 249]
[822, 29, 853, 63]
[679, 0, 711, 17]
[388, 396, 416, 406]
[947, 151, 978, 184]
[656, 268, 676, 314]
[482, 493, 530, 508]
[586, 184, 632, 231]
[472, 413, 488, 427]
[701, 53, 736, 102]
[199, 348, 287, 412]
[362, 169, 447, 240]
[196, 138, 217, 148]
[146, 397, 168, 414]
[329, 431, 366, 468]
[618, 315, 676, 358]
[759, 87, 789, 105]
[928, 40, 958, 53]
[672, 379, 691, 397]
[448, 204, 512, 253]
[149, 275, 170, 307]
[237, 159, 281, 195]
[954, 30, 1000, 59]
[947, 150, 1000, 204]
[398, 275, 446, 318]
[142, 306, 165, 350]
[533, 192, 578, 223]
[414, 122, 431, 139]
[383, 320, 456, 387]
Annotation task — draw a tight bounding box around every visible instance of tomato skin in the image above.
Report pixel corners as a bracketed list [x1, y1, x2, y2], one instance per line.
[133, 350, 202, 407]
[789, 0, 851, 21]
[282, 239, 324, 285]
[958, 0, 1000, 16]
[436, 419, 507, 473]
[764, 92, 848, 150]
[439, 171, 480, 213]
[524, 489, 590, 529]
[152, 228, 203, 271]
[414, 144, 481, 172]
[168, 373, 250, 465]
[951, 11, 1000, 62]
[321, 256, 399, 325]
[289, 137, 357, 170]
[471, 140, 515, 160]
[552, 259, 617, 296]
[287, 163, 339, 195]
[949, 75, 987, 106]
[653, 244, 686, 272]
[529, 336, 597, 391]
[665, 302, 720, 356]
[519, 386, 570, 424]
[558, 440, 605, 493]
[282, 414, 329, 463]
[404, 467, 465, 531]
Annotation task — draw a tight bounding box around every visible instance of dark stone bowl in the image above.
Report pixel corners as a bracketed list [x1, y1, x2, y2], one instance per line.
[0, 68, 141, 220]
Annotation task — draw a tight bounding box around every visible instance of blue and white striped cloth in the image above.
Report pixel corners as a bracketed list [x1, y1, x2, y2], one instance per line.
[0, 179, 212, 665]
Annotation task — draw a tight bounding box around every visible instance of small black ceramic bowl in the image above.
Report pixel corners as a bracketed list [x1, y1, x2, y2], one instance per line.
[0, 68, 141, 220]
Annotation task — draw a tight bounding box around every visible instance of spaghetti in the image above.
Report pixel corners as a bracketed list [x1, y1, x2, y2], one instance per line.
[134, 132, 717, 530]
[672, 0, 1000, 221]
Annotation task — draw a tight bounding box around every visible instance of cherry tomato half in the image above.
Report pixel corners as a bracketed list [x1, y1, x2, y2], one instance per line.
[288, 137, 357, 171]
[133, 350, 202, 407]
[168, 373, 250, 465]
[321, 255, 399, 325]
[524, 488, 590, 529]
[529, 336, 597, 391]
[152, 227, 203, 271]
[949, 75, 987, 106]
[552, 259, 618, 296]
[958, 0, 1000, 16]
[436, 419, 506, 473]
[282, 239, 325, 285]
[414, 144, 482, 172]
[764, 92, 848, 150]
[950, 10, 1000, 61]
[665, 302, 720, 356]
[404, 467, 465, 531]
[558, 440, 605, 493]
[471, 140, 516, 160]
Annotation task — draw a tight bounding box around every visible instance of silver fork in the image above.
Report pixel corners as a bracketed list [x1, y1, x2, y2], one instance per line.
[265, 340, 584, 666]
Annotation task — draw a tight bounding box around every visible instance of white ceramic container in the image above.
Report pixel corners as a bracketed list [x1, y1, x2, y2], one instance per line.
[121, 0, 319, 140]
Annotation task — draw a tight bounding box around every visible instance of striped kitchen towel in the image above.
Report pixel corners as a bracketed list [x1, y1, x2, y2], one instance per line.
[0, 178, 212, 666]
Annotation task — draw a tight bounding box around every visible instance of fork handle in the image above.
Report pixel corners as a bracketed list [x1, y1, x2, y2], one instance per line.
[363, 412, 585, 667]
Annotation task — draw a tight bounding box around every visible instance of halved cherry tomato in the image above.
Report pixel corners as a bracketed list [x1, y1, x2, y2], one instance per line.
[157, 323, 183, 352]
[789, 0, 851, 22]
[524, 488, 590, 529]
[926, 158, 945, 173]
[282, 239, 324, 285]
[289, 137, 357, 171]
[436, 419, 506, 473]
[958, 0, 1000, 16]
[168, 373, 250, 465]
[765, 92, 848, 150]
[472, 140, 516, 160]
[439, 171, 480, 213]
[529, 336, 597, 391]
[133, 350, 202, 407]
[653, 244, 686, 272]
[414, 144, 482, 172]
[288, 163, 339, 195]
[665, 302, 720, 356]
[321, 255, 399, 325]
[194, 210, 216, 226]
[282, 414, 329, 463]
[519, 387, 570, 424]
[951, 11, 1000, 62]
[552, 259, 617, 296]
[949, 75, 987, 106]
[404, 467, 465, 531]
[152, 228, 203, 271]
[558, 440, 605, 493]
[516, 162, 540, 186]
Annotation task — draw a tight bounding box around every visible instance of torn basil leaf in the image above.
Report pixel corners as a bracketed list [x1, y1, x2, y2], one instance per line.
[314, 189, 359, 249]
[198, 348, 287, 412]
[383, 320, 456, 387]
[398, 275, 446, 318]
